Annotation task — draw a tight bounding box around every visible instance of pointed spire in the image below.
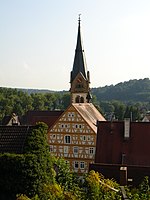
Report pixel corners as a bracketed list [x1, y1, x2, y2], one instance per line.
[71, 15, 88, 82]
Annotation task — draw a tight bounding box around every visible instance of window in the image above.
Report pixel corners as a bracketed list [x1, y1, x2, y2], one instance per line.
[83, 135, 86, 141]
[52, 134, 56, 138]
[89, 147, 95, 155]
[65, 135, 71, 144]
[87, 136, 90, 141]
[79, 124, 82, 128]
[75, 96, 80, 103]
[73, 146, 78, 154]
[49, 145, 53, 152]
[68, 112, 74, 117]
[66, 160, 69, 165]
[80, 97, 84, 103]
[64, 146, 68, 154]
[80, 161, 85, 169]
[74, 161, 79, 169]
[75, 124, 82, 129]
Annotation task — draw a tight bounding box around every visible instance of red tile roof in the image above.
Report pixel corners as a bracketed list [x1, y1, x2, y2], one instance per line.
[22, 110, 64, 128]
[0, 126, 34, 154]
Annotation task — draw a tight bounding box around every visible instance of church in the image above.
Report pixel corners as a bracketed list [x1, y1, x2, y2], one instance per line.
[48, 17, 105, 174]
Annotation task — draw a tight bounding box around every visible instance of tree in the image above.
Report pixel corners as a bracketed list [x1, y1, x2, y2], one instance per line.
[23, 122, 54, 197]
[31, 93, 46, 110]
[112, 101, 126, 120]
[85, 170, 121, 200]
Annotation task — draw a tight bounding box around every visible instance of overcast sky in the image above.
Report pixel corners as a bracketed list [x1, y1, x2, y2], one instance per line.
[0, 0, 150, 90]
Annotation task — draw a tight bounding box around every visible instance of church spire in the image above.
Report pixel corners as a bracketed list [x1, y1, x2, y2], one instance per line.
[70, 16, 91, 104]
[71, 15, 88, 82]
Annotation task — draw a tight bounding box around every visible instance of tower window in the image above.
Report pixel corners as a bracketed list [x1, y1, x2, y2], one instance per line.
[75, 95, 84, 103]
[75, 96, 80, 103]
[80, 97, 84, 103]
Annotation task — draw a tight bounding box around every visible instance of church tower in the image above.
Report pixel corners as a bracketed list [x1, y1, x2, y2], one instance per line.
[70, 16, 92, 103]
[48, 18, 106, 174]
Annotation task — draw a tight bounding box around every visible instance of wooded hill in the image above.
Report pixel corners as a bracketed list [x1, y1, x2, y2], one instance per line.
[0, 78, 150, 122]
[92, 78, 150, 102]
[18, 78, 150, 102]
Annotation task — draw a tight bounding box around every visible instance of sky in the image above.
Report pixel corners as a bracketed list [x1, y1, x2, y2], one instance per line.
[0, 0, 150, 91]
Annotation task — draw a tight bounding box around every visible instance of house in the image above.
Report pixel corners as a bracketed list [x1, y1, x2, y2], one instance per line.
[142, 113, 150, 122]
[48, 17, 105, 174]
[90, 119, 150, 186]
[48, 103, 105, 173]
[2, 113, 20, 126]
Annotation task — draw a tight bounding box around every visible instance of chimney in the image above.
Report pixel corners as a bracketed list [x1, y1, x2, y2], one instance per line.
[124, 118, 130, 139]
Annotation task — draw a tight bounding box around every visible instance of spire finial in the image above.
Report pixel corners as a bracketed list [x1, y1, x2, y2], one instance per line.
[78, 14, 81, 25]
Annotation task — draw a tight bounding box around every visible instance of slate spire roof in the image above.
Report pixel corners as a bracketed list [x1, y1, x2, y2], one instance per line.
[71, 16, 88, 82]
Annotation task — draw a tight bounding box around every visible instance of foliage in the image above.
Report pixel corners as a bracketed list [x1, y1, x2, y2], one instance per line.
[16, 194, 31, 200]
[1, 152, 150, 199]
[0, 78, 150, 123]
[85, 170, 121, 200]
[97, 100, 149, 120]
[0, 123, 54, 199]
[50, 157, 84, 199]
[126, 176, 150, 199]
[0, 88, 70, 123]
[92, 78, 150, 102]
[23, 122, 54, 197]
[0, 153, 25, 200]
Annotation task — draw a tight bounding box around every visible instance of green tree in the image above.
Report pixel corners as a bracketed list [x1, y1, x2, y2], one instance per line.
[31, 93, 46, 110]
[23, 122, 54, 197]
[85, 170, 121, 200]
[112, 101, 126, 120]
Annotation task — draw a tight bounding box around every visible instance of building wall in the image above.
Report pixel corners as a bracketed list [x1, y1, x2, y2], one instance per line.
[95, 121, 150, 166]
[48, 105, 96, 174]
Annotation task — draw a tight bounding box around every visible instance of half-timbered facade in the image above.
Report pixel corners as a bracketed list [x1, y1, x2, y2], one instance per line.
[48, 103, 105, 173]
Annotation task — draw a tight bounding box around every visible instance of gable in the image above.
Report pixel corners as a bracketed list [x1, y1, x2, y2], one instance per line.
[50, 103, 106, 133]
[49, 104, 95, 134]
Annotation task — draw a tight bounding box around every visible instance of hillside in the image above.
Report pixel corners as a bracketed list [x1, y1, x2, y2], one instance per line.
[19, 78, 150, 102]
[0, 78, 150, 122]
[91, 78, 150, 102]
[1, 78, 150, 102]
